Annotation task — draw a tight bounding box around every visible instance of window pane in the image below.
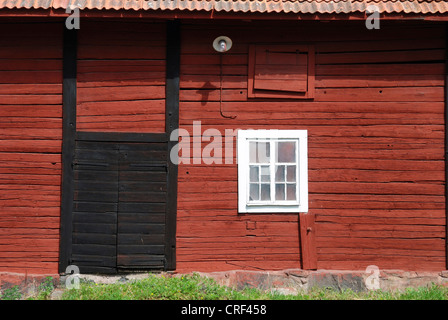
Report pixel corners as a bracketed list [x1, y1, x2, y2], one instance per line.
[286, 184, 296, 201]
[275, 183, 285, 201]
[249, 166, 259, 182]
[249, 142, 257, 163]
[275, 165, 285, 182]
[249, 141, 270, 163]
[277, 141, 296, 163]
[286, 165, 296, 182]
[260, 165, 270, 182]
[249, 183, 259, 201]
[260, 184, 271, 201]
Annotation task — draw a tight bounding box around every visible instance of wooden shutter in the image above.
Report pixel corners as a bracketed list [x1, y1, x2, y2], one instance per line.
[248, 44, 315, 99]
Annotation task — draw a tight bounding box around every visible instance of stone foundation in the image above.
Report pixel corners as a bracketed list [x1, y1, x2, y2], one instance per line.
[196, 269, 448, 295]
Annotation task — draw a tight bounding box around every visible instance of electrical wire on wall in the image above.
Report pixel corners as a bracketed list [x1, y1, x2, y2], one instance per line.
[219, 53, 236, 119]
[213, 36, 236, 119]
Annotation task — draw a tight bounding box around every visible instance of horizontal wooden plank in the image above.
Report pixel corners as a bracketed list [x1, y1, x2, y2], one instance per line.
[178, 124, 443, 140]
[316, 214, 445, 225]
[117, 254, 165, 267]
[308, 158, 444, 171]
[180, 101, 444, 114]
[0, 71, 61, 84]
[118, 202, 166, 213]
[181, 75, 247, 89]
[316, 49, 445, 64]
[314, 38, 445, 53]
[74, 190, 118, 202]
[177, 221, 299, 238]
[119, 181, 167, 192]
[311, 208, 444, 219]
[77, 100, 165, 116]
[315, 75, 444, 88]
[73, 201, 118, 213]
[118, 212, 165, 224]
[175, 260, 300, 273]
[310, 199, 444, 210]
[316, 63, 445, 76]
[117, 245, 165, 255]
[71, 254, 116, 267]
[73, 212, 117, 224]
[309, 181, 444, 195]
[180, 87, 444, 102]
[0, 59, 62, 71]
[120, 171, 167, 182]
[77, 59, 165, 70]
[77, 86, 165, 103]
[119, 191, 166, 202]
[75, 181, 118, 191]
[181, 65, 247, 76]
[316, 258, 445, 271]
[78, 46, 165, 60]
[75, 170, 119, 182]
[315, 87, 444, 102]
[76, 131, 168, 143]
[0, 95, 62, 105]
[181, 54, 247, 66]
[0, 84, 62, 94]
[73, 233, 116, 245]
[316, 237, 445, 250]
[0, 46, 62, 59]
[73, 223, 116, 234]
[0, 105, 61, 117]
[254, 79, 308, 93]
[308, 169, 444, 183]
[118, 223, 165, 234]
[72, 244, 116, 256]
[117, 234, 165, 245]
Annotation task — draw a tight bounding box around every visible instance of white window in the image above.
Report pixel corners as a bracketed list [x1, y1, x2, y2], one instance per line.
[237, 130, 308, 213]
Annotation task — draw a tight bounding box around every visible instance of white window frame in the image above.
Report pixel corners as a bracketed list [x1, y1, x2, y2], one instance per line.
[237, 129, 308, 213]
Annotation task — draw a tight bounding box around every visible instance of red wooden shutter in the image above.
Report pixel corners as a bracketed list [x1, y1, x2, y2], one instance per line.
[248, 44, 315, 99]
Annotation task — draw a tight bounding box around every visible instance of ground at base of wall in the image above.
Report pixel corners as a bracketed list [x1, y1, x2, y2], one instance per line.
[0, 272, 59, 299]
[2, 269, 448, 299]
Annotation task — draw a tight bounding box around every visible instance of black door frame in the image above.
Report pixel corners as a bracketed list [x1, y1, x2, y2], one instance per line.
[58, 20, 180, 274]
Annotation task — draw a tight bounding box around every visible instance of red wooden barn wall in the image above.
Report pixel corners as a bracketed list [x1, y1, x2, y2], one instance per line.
[0, 19, 446, 275]
[0, 21, 63, 274]
[76, 21, 166, 133]
[176, 20, 446, 272]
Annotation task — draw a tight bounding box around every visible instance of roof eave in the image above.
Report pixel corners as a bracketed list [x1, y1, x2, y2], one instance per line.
[1, 7, 447, 20]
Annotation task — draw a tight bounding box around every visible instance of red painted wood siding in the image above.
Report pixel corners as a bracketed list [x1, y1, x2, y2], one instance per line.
[77, 21, 166, 133]
[176, 20, 446, 272]
[0, 22, 63, 274]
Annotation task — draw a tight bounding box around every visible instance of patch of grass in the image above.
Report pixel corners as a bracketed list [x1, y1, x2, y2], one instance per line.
[35, 276, 55, 300]
[0, 285, 22, 300]
[60, 273, 448, 300]
[62, 273, 252, 300]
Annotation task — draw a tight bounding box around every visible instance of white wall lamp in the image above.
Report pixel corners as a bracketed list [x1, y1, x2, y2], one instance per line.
[213, 36, 233, 53]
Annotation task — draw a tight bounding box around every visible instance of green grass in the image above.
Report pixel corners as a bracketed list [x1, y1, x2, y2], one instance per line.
[59, 273, 448, 300]
[0, 285, 22, 300]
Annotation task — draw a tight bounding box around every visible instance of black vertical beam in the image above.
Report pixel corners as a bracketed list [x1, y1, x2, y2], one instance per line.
[165, 20, 181, 271]
[59, 26, 77, 274]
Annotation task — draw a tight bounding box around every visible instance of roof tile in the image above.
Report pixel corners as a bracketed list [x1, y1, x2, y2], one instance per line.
[3, 0, 448, 14]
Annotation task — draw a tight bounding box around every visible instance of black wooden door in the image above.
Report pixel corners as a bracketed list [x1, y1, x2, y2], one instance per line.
[117, 142, 167, 270]
[71, 135, 169, 273]
[72, 140, 118, 273]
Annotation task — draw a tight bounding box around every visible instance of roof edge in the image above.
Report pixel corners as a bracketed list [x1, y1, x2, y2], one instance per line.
[0, 6, 447, 20]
